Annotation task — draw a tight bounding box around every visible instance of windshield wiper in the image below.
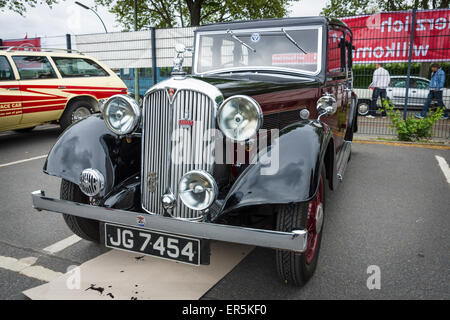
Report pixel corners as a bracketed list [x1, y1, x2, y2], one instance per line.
[226, 29, 256, 53]
[281, 28, 307, 54]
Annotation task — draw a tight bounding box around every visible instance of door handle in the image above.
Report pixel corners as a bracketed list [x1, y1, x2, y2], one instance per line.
[411, 90, 417, 93]
[58, 86, 66, 89]
[8, 87, 19, 90]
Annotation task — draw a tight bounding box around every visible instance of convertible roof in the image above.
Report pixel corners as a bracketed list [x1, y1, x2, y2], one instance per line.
[196, 16, 349, 32]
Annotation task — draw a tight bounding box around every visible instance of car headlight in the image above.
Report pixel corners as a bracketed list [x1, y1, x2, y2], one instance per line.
[103, 94, 140, 135]
[217, 95, 263, 141]
[178, 170, 218, 211]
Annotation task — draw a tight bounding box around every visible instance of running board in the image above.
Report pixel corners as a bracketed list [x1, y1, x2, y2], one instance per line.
[336, 141, 352, 182]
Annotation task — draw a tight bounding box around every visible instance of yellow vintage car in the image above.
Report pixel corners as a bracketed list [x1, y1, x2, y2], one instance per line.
[0, 48, 127, 132]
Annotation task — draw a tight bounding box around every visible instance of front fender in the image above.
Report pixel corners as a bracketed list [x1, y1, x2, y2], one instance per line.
[221, 121, 331, 213]
[44, 114, 140, 197]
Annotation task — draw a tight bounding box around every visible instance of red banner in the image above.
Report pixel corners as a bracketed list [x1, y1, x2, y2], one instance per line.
[2, 38, 41, 51]
[341, 9, 450, 63]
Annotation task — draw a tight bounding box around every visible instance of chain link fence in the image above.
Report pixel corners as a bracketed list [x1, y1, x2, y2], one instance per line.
[343, 9, 449, 139]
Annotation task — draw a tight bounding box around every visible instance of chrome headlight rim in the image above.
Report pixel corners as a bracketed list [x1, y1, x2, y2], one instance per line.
[178, 170, 218, 211]
[103, 94, 141, 135]
[217, 95, 263, 142]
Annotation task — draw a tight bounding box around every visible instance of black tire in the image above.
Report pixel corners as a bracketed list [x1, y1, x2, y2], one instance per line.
[60, 179, 100, 242]
[59, 100, 93, 131]
[13, 126, 36, 133]
[275, 167, 326, 287]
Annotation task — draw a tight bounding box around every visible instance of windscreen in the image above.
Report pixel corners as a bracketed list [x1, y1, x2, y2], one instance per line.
[194, 26, 322, 75]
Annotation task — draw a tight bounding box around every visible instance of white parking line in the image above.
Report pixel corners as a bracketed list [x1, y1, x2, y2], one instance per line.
[0, 255, 63, 282]
[43, 235, 82, 254]
[435, 155, 450, 185]
[0, 154, 47, 168]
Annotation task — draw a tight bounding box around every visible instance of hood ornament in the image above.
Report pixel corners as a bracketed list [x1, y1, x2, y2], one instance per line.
[172, 43, 193, 78]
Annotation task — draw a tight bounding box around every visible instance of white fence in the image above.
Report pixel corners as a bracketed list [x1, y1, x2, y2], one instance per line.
[74, 27, 195, 69]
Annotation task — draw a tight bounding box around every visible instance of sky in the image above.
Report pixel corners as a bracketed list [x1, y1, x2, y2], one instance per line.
[0, 0, 329, 40]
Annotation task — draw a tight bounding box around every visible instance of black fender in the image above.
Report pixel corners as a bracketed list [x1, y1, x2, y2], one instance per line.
[221, 120, 332, 214]
[43, 114, 140, 197]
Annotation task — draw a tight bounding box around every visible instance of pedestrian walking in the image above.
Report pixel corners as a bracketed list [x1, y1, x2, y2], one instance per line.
[367, 63, 390, 118]
[415, 63, 449, 120]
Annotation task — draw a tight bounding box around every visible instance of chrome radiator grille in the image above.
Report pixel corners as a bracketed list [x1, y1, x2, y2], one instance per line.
[141, 89, 216, 220]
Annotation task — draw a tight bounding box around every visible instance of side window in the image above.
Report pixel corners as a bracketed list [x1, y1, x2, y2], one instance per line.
[328, 29, 345, 73]
[12, 56, 57, 80]
[51, 57, 108, 77]
[390, 79, 406, 88]
[0, 56, 14, 81]
[413, 79, 429, 89]
[345, 32, 353, 70]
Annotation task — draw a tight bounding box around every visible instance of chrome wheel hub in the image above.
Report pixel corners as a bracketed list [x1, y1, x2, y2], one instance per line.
[358, 103, 369, 115]
[72, 107, 91, 123]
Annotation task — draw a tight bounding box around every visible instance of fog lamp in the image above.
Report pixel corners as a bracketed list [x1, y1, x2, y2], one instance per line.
[178, 170, 218, 211]
[79, 168, 105, 197]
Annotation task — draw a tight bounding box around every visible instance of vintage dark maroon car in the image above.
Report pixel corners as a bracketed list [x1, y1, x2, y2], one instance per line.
[32, 17, 357, 286]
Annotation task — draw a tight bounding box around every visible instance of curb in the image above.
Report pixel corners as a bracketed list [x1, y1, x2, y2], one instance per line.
[353, 139, 450, 150]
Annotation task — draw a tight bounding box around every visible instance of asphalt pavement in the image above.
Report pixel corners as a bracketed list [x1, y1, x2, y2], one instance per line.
[0, 125, 449, 300]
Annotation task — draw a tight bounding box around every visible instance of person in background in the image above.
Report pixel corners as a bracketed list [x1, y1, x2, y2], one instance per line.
[367, 63, 390, 119]
[415, 63, 449, 120]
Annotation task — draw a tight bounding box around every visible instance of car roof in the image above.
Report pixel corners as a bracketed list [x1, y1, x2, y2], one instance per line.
[391, 75, 429, 81]
[0, 50, 86, 59]
[196, 16, 349, 32]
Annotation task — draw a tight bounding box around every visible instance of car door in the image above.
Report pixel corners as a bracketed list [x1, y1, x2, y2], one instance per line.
[323, 28, 347, 152]
[387, 78, 406, 106]
[0, 55, 22, 131]
[11, 55, 66, 125]
[410, 78, 430, 107]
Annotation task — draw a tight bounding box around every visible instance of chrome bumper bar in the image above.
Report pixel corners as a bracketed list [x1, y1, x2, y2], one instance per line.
[31, 190, 307, 252]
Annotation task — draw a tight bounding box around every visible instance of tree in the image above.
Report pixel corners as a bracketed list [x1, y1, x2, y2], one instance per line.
[94, 0, 295, 30]
[0, 0, 58, 15]
[321, 0, 450, 17]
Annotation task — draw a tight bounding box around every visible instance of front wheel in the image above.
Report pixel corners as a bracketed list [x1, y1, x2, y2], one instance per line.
[275, 168, 325, 286]
[60, 179, 100, 242]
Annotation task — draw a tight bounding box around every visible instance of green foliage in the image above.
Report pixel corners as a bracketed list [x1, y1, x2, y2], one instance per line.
[383, 99, 444, 141]
[321, 0, 450, 17]
[0, 0, 58, 15]
[94, 0, 294, 30]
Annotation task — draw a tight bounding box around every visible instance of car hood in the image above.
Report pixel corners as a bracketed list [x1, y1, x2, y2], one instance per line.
[190, 74, 322, 99]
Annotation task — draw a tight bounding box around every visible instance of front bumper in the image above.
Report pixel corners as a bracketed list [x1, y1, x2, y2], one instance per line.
[31, 190, 308, 253]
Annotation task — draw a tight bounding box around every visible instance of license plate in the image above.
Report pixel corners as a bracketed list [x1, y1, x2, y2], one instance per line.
[104, 223, 200, 266]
